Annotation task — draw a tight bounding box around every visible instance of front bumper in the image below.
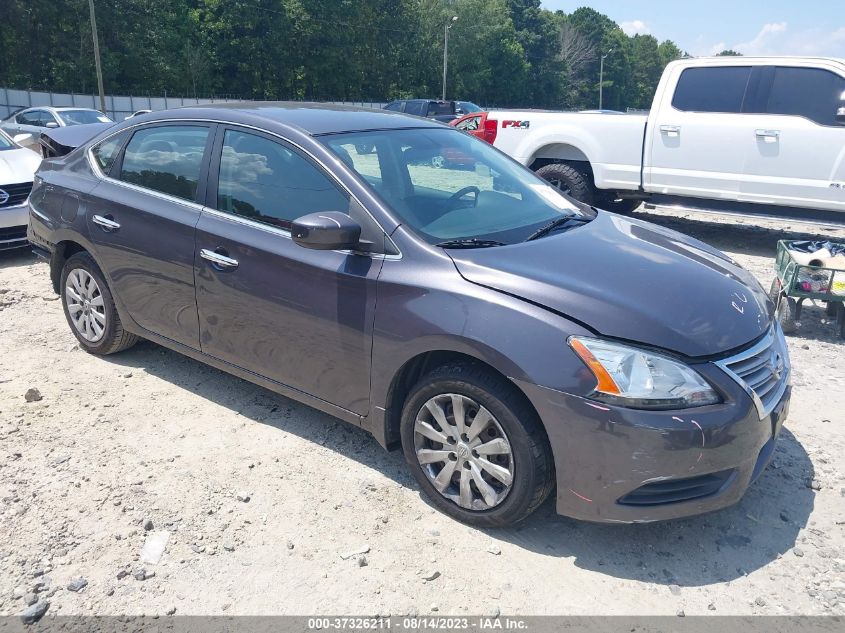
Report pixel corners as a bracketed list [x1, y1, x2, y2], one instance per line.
[516, 361, 791, 523]
[0, 202, 29, 250]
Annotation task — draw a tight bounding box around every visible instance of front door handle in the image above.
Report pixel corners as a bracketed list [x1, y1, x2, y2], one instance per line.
[92, 214, 120, 231]
[659, 125, 681, 137]
[200, 248, 239, 270]
[755, 129, 780, 142]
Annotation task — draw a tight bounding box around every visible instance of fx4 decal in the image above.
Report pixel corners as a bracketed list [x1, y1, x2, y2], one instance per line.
[502, 120, 530, 129]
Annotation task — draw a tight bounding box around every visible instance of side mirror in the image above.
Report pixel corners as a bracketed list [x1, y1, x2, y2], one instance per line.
[291, 211, 361, 251]
[45, 121, 59, 129]
[837, 106, 845, 124]
[12, 133, 32, 145]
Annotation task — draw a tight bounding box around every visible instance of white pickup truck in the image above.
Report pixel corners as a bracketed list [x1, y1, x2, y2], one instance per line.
[459, 56, 845, 217]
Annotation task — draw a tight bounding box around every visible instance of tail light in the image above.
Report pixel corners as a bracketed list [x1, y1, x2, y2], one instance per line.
[482, 118, 498, 144]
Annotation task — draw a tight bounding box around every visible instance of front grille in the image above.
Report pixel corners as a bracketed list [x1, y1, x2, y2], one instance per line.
[0, 225, 27, 249]
[716, 325, 790, 419]
[618, 470, 735, 506]
[0, 181, 33, 208]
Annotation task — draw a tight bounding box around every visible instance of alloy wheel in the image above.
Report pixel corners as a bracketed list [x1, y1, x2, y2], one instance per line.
[413, 393, 514, 510]
[65, 268, 107, 343]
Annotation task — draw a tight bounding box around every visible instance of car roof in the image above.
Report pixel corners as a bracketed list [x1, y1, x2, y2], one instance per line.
[150, 102, 447, 136]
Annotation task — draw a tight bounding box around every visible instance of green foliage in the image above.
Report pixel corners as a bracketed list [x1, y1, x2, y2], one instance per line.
[716, 49, 743, 56]
[0, 0, 687, 110]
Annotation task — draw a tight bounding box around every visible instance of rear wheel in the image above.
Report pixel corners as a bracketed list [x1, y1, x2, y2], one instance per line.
[769, 277, 797, 334]
[60, 252, 139, 355]
[400, 362, 554, 527]
[535, 163, 594, 205]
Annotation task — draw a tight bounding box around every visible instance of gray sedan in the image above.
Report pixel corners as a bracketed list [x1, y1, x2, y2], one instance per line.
[27, 104, 790, 527]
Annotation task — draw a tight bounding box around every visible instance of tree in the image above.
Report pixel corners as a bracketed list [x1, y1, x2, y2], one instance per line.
[717, 49, 743, 56]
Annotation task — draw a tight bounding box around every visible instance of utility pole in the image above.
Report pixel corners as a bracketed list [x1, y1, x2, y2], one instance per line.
[599, 49, 613, 110]
[442, 16, 458, 101]
[88, 0, 107, 114]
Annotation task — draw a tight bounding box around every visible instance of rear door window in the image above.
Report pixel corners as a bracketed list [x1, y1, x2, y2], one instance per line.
[672, 66, 752, 113]
[765, 67, 845, 126]
[118, 125, 210, 201]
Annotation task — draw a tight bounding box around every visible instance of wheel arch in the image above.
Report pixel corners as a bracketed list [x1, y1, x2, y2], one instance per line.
[378, 349, 545, 452]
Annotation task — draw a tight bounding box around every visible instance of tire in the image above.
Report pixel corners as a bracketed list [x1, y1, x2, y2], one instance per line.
[768, 277, 797, 333]
[535, 163, 594, 205]
[596, 195, 641, 214]
[826, 301, 839, 318]
[400, 361, 554, 527]
[837, 304, 845, 340]
[60, 251, 139, 355]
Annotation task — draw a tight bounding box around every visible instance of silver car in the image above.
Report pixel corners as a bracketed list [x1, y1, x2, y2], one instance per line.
[0, 107, 113, 152]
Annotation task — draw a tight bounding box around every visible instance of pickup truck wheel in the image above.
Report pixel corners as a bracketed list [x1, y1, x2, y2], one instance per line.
[597, 195, 641, 214]
[60, 252, 139, 355]
[400, 361, 554, 528]
[535, 163, 594, 205]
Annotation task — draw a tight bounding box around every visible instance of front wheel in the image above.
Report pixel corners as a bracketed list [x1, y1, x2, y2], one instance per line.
[400, 362, 554, 527]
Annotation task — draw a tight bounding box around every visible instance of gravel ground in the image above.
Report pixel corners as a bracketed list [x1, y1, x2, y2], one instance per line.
[0, 207, 843, 618]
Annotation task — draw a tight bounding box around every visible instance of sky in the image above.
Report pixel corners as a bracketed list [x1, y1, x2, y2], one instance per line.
[541, 0, 845, 58]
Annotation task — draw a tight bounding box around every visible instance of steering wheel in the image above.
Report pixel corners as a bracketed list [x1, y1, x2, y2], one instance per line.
[446, 186, 480, 209]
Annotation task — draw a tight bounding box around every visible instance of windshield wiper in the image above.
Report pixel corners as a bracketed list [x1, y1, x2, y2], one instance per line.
[524, 215, 589, 242]
[435, 238, 507, 249]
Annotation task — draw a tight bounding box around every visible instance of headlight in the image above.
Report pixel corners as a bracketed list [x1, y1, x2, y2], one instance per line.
[569, 337, 720, 409]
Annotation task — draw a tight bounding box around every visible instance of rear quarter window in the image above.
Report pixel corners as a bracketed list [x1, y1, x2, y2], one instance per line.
[672, 66, 752, 113]
[91, 131, 130, 174]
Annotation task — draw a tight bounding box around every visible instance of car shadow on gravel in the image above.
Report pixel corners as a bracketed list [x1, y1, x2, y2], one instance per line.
[0, 248, 36, 269]
[632, 209, 844, 259]
[490, 426, 815, 587]
[101, 339, 815, 589]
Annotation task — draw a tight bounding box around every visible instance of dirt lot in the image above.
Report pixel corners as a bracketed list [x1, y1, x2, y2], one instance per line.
[1, 208, 844, 618]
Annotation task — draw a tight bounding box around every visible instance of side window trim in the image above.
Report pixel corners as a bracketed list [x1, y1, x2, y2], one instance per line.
[107, 121, 217, 205]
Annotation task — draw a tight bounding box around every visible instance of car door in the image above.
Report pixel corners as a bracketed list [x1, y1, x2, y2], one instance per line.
[194, 127, 383, 415]
[85, 122, 214, 348]
[740, 65, 845, 212]
[645, 65, 753, 198]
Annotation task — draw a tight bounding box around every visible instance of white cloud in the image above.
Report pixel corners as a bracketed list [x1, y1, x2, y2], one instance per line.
[733, 22, 787, 55]
[696, 22, 845, 57]
[620, 20, 650, 37]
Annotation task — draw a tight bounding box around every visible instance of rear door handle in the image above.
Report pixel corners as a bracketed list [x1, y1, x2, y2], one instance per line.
[200, 248, 239, 270]
[755, 129, 780, 142]
[92, 214, 120, 231]
[659, 125, 681, 137]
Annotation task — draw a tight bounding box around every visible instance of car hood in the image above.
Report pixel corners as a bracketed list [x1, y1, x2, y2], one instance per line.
[448, 212, 771, 357]
[0, 148, 41, 185]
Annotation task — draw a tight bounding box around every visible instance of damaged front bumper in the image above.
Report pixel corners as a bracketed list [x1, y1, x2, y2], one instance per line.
[516, 360, 791, 523]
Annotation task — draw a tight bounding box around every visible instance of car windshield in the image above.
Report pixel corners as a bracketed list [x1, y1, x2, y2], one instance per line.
[320, 128, 592, 246]
[458, 102, 482, 113]
[57, 110, 113, 126]
[0, 130, 14, 151]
